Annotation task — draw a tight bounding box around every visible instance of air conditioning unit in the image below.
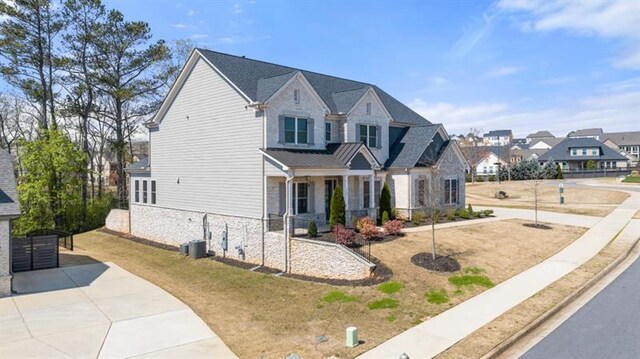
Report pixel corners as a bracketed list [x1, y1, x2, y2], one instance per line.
[188, 240, 207, 259]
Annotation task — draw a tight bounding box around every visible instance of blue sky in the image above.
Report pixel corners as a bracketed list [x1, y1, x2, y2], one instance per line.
[74, 1, 640, 136]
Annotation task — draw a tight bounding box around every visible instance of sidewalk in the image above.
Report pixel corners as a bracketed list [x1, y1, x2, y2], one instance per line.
[358, 192, 640, 359]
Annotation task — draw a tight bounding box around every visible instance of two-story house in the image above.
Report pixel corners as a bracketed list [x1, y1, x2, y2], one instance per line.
[538, 138, 628, 171]
[603, 131, 640, 166]
[121, 49, 466, 276]
[567, 128, 604, 140]
[482, 129, 513, 146]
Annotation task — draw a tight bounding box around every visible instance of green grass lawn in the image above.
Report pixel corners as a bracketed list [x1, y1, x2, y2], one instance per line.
[622, 175, 640, 183]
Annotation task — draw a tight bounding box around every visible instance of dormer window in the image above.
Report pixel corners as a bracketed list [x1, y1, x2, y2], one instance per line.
[294, 89, 300, 104]
[366, 102, 371, 115]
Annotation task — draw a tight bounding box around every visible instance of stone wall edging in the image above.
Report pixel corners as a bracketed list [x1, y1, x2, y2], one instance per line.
[291, 236, 376, 269]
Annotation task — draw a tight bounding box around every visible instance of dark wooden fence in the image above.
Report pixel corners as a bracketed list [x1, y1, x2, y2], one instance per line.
[12, 235, 59, 272]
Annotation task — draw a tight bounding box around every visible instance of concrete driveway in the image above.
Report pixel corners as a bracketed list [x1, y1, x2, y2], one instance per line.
[0, 262, 237, 358]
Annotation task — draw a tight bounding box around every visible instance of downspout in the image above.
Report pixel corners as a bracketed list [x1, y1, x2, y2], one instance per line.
[261, 106, 266, 267]
[406, 168, 411, 220]
[284, 174, 294, 273]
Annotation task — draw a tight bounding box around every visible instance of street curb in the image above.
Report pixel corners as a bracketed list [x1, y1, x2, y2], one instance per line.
[480, 229, 640, 359]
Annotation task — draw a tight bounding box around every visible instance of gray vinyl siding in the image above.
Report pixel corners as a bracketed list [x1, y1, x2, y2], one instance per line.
[150, 57, 263, 218]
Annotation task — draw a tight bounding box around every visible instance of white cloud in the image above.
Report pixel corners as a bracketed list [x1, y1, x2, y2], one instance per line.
[187, 9, 197, 16]
[171, 24, 187, 29]
[498, 0, 640, 69]
[484, 66, 523, 78]
[430, 76, 450, 86]
[409, 78, 640, 136]
[189, 34, 209, 39]
[233, 3, 243, 14]
[449, 5, 503, 58]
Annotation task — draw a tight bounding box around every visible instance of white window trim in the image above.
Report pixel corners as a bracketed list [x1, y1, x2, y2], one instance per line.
[134, 180, 140, 203]
[285, 116, 309, 145]
[293, 89, 300, 104]
[444, 178, 459, 205]
[359, 124, 377, 148]
[291, 182, 309, 215]
[325, 122, 331, 142]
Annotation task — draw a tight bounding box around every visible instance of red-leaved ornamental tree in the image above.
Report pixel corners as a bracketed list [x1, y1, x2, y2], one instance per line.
[357, 217, 380, 240]
[334, 224, 356, 246]
[383, 219, 403, 236]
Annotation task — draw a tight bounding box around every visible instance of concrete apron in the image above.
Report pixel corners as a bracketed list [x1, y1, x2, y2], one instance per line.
[0, 262, 237, 359]
[358, 192, 640, 359]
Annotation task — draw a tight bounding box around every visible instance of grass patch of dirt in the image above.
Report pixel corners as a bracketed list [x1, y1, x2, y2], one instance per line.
[466, 180, 628, 217]
[378, 281, 404, 294]
[426, 289, 450, 304]
[449, 275, 495, 289]
[63, 219, 586, 359]
[464, 267, 485, 274]
[368, 298, 399, 310]
[622, 175, 640, 183]
[323, 290, 359, 303]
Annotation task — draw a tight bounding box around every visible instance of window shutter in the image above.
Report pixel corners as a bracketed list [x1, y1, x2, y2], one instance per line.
[414, 179, 420, 207]
[376, 126, 382, 148]
[279, 182, 286, 215]
[308, 182, 315, 213]
[441, 178, 446, 205]
[355, 124, 361, 143]
[278, 115, 285, 144]
[308, 118, 315, 145]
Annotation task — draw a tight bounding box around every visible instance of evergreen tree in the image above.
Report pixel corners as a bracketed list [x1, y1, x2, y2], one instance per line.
[380, 182, 391, 219]
[329, 185, 346, 229]
[556, 164, 564, 179]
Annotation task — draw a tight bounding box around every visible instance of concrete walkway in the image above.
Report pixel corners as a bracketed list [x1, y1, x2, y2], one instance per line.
[359, 191, 640, 359]
[0, 262, 237, 359]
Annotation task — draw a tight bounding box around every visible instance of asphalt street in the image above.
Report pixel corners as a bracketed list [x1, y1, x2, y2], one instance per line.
[521, 255, 640, 359]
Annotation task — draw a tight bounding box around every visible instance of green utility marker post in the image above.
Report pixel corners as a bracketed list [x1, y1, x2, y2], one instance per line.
[559, 182, 565, 204]
[346, 326, 359, 347]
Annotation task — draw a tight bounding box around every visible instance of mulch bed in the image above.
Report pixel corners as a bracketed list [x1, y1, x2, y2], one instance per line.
[99, 228, 180, 252]
[522, 223, 553, 230]
[309, 231, 404, 245]
[411, 252, 461, 272]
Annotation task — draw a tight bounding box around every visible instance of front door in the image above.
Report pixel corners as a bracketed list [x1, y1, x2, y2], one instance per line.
[325, 179, 338, 220]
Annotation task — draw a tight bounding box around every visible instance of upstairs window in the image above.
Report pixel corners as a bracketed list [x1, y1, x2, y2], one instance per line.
[572, 149, 577, 156]
[591, 149, 598, 155]
[151, 180, 156, 204]
[293, 89, 300, 104]
[582, 148, 587, 155]
[134, 180, 139, 203]
[359, 124, 377, 148]
[284, 117, 308, 144]
[325, 122, 331, 142]
[366, 102, 372, 115]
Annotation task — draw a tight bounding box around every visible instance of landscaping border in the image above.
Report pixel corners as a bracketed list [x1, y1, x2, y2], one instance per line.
[480, 227, 640, 359]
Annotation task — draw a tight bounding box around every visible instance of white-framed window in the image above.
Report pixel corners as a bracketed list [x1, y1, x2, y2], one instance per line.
[444, 178, 458, 205]
[483, 166, 488, 174]
[359, 124, 377, 148]
[591, 149, 598, 155]
[366, 102, 371, 115]
[291, 182, 308, 214]
[417, 179, 426, 207]
[134, 180, 139, 203]
[572, 149, 577, 156]
[151, 180, 156, 204]
[284, 117, 308, 144]
[293, 89, 300, 104]
[325, 122, 331, 142]
[582, 148, 587, 155]
[363, 179, 383, 208]
[142, 180, 148, 204]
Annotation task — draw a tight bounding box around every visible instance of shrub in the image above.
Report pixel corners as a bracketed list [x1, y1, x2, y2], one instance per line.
[482, 209, 494, 216]
[465, 173, 472, 182]
[556, 164, 564, 179]
[446, 208, 456, 221]
[586, 160, 597, 170]
[412, 210, 425, 225]
[367, 298, 399, 310]
[458, 209, 470, 219]
[476, 175, 484, 182]
[488, 174, 496, 182]
[391, 208, 399, 220]
[381, 211, 390, 224]
[378, 281, 404, 294]
[307, 221, 318, 238]
[467, 203, 473, 213]
[429, 208, 441, 224]
[380, 182, 392, 220]
[356, 217, 380, 240]
[426, 289, 450, 304]
[334, 224, 356, 246]
[329, 185, 346, 229]
[383, 219, 403, 236]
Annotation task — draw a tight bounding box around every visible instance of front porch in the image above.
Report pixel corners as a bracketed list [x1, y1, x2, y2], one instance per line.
[266, 173, 383, 234]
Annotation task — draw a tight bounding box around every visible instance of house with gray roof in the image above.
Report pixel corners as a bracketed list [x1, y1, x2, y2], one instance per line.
[482, 129, 513, 146]
[120, 49, 466, 279]
[525, 130, 555, 144]
[0, 150, 21, 297]
[538, 138, 628, 171]
[603, 131, 640, 166]
[567, 128, 604, 140]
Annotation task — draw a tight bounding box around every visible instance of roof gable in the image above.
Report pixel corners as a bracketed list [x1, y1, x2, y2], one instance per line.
[0, 150, 21, 217]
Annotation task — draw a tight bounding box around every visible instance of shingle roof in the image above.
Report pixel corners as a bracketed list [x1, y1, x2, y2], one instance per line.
[526, 130, 554, 138]
[483, 129, 513, 137]
[603, 131, 640, 146]
[567, 128, 603, 138]
[538, 138, 628, 162]
[0, 150, 21, 218]
[198, 49, 430, 126]
[262, 142, 378, 169]
[531, 138, 564, 148]
[385, 125, 440, 168]
[125, 157, 150, 172]
[485, 145, 511, 163]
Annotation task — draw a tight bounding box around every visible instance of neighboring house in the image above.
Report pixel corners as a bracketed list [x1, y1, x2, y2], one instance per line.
[0, 150, 21, 297]
[472, 146, 510, 177]
[526, 130, 555, 144]
[538, 138, 628, 171]
[511, 148, 547, 164]
[511, 138, 528, 150]
[567, 128, 604, 140]
[94, 141, 148, 187]
[603, 131, 640, 166]
[529, 137, 564, 150]
[122, 49, 466, 277]
[482, 130, 513, 146]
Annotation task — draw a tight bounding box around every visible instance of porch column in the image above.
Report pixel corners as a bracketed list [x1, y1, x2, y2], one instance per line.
[287, 178, 294, 236]
[369, 174, 375, 209]
[343, 175, 350, 211]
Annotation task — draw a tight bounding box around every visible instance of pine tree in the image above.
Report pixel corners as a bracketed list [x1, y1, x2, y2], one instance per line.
[329, 185, 346, 229]
[556, 164, 564, 179]
[380, 182, 391, 219]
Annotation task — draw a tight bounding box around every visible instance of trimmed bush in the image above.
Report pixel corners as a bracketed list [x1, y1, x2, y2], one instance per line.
[307, 221, 318, 238]
[488, 174, 496, 182]
[383, 219, 404, 236]
[429, 208, 441, 224]
[556, 164, 564, 179]
[482, 209, 494, 216]
[446, 208, 456, 221]
[334, 224, 356, 246]
[412, 210, 425, 225]
[458, 209, 470, 219]
[391, 208, 399, 220]
[329, 185, 346, 229]
[467, 203, 473, 213]
[357, 217, 380, 240]
[380, 182, 392, 220]
[381, 211, 390, 224]
[465, 173, 472, 182]
[476, 176, 484, 182]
